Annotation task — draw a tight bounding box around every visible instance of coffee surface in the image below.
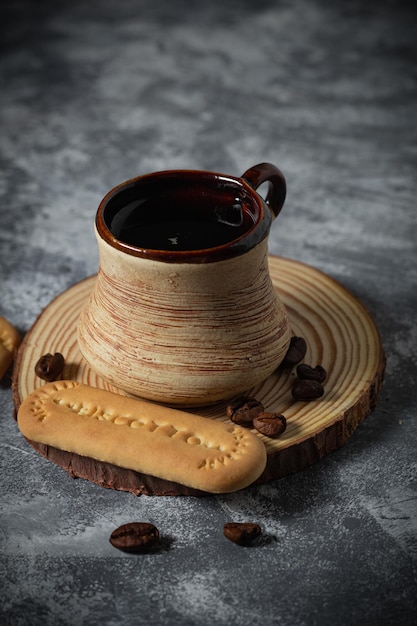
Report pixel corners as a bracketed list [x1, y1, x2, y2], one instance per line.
[115, 216, 248, 251]
[104, 181, 256, 251]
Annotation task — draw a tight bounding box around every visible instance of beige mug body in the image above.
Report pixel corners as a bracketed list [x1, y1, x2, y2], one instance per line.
[77, 164, 291, 405]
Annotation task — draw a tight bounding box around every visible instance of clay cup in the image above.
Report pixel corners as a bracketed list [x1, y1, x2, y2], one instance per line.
[77, 163, 291, 405]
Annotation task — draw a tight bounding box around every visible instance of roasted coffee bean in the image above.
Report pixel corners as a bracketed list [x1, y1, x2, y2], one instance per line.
[281, 336, 307, 368]
[226, 396, 264, 426]
[110, 522, 159, 553]
[35, 352, 65, 381]
[292, 378, 324, 401]
[253, 412, 287, 438]
[296, 363, 327, 383]
[224, 522, 262, 546]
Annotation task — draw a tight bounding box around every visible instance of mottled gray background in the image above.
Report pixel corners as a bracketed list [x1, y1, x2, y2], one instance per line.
[1, 0, 416, 624]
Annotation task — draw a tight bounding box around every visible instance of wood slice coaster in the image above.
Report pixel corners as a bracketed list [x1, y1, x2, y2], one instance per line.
[12, 256, 386, 496]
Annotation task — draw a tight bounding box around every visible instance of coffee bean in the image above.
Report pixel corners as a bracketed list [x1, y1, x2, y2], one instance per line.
[223, 522, 262, 546]
[296, 363, 326, 383]
[292, 378, 324, 401]
[226, 396, 264, 426]
[109, 522, 159, 553]
[35, 352, 65, 381]
[281, 336, 307, 368]
[253, 412, 287, 438]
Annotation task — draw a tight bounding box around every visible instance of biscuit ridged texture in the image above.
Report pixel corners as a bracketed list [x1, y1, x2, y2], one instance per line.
[17, 381, 267, 493]
[0, 315, 20, 380]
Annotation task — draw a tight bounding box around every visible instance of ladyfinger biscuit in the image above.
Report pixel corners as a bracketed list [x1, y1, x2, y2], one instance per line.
[0, 315, 20, 380]
[17, 381, 267, 493]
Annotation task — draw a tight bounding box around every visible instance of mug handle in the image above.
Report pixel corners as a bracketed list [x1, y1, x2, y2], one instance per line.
[242, 162, 286, 220]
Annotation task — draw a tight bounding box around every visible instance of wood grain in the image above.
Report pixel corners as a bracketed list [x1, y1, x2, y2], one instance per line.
[12, 256, 385, 493]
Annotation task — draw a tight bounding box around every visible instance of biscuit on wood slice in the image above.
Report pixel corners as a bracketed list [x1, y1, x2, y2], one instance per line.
[17, 380, 267, 494]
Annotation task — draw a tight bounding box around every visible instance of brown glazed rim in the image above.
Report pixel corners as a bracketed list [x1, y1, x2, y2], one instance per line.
[95, 169, 273, 263]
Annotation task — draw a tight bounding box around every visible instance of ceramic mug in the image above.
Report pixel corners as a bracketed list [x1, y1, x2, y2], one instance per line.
[77, 163, 291, 405]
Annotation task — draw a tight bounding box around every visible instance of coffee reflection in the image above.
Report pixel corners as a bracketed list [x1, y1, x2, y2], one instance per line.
[104, 183, 254, 251]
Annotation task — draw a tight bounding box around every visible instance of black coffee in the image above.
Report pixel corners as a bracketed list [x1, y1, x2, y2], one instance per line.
[105, 184, 255, 251]
[105, 203, 252, 251]
[115, 216, 248, 251]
